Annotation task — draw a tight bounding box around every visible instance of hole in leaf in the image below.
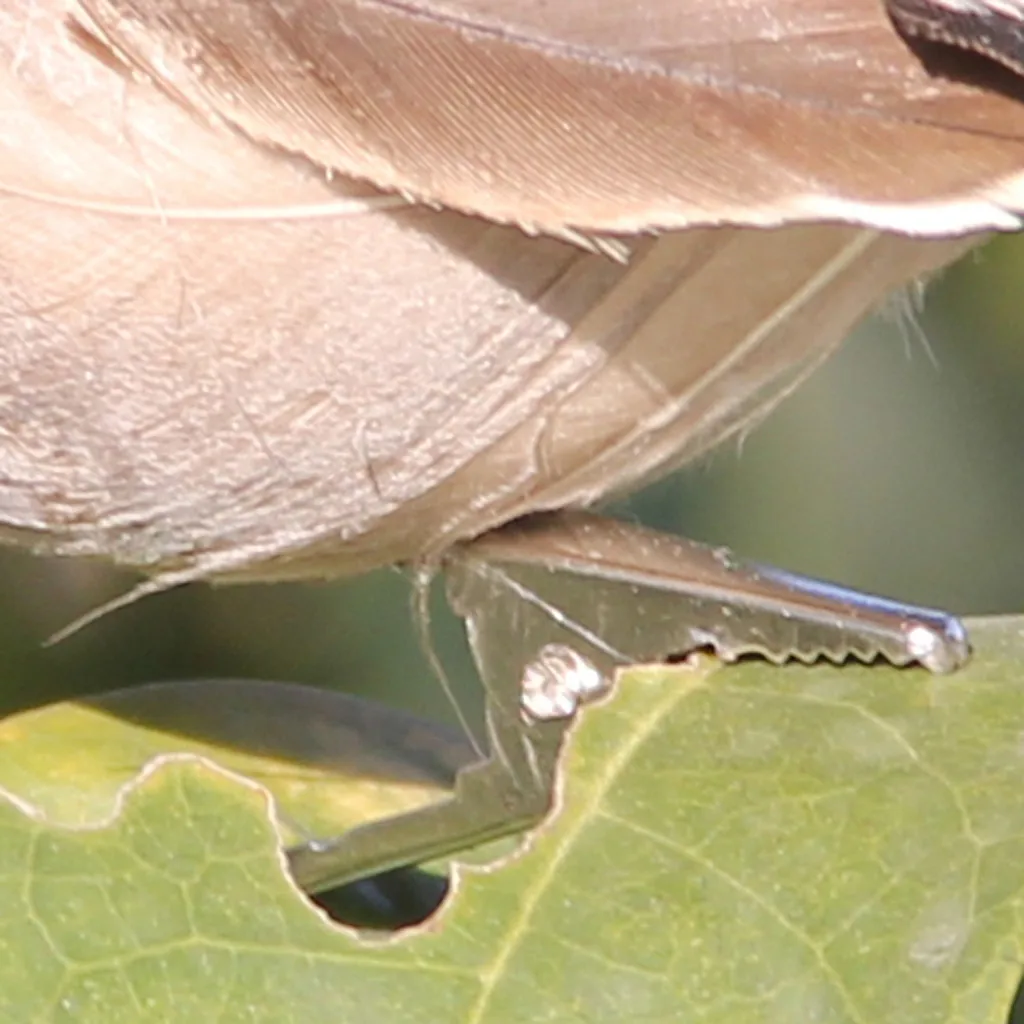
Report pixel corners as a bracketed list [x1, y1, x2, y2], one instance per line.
[1007, 967, 1024, 1024]
[311, 866, 450, 931]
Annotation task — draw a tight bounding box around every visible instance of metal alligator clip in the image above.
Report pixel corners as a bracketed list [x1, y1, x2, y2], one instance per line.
[289, 512, 969, 893]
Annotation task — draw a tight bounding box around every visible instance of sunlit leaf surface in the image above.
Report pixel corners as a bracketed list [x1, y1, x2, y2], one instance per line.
[1, 618, 1023, 1023]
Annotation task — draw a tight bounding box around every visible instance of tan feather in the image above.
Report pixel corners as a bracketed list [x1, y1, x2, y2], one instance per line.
[0, 0, 1006, 603]
[75, 0, 1024, 234]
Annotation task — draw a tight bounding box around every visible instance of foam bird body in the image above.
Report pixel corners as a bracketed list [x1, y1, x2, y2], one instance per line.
[0, 1, 1018, 593]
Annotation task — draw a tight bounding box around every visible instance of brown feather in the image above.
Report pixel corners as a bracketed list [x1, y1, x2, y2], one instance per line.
[0, 0, 1007, 598]
[76, 0, 1024, 233]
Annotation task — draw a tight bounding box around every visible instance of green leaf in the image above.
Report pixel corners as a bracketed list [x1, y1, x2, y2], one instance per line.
[2, 617, 1024, 1023]
[0, 678, 470, 846]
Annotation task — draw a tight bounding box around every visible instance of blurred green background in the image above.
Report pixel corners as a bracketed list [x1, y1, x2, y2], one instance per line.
[3, 234, 1024, 726]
